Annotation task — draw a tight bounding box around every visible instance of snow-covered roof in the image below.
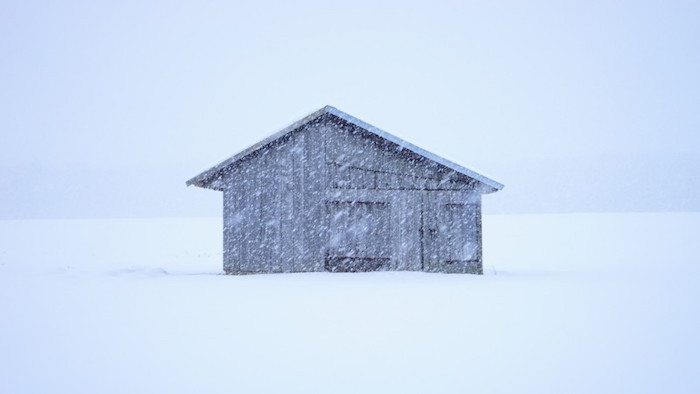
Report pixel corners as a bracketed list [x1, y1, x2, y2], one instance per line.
[187, 105, 504, 192]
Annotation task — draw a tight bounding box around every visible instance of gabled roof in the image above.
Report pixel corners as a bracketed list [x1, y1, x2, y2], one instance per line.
[187, 105, 504, 192]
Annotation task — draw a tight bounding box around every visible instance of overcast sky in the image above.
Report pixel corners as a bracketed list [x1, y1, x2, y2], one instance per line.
[1, 0, 699, 218]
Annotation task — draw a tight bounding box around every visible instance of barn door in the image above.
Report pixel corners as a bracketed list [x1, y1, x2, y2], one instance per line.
[325, 199, 392, 272]
[422, 192, 481, 273]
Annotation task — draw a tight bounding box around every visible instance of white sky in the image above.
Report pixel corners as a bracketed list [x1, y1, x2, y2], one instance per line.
[1, 0, 699, 217]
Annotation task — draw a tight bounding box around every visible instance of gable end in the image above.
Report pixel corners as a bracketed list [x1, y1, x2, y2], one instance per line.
[187, 106, 503, 193]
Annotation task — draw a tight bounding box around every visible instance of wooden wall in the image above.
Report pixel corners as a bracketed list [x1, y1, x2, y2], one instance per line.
[222, 114, 484, 274]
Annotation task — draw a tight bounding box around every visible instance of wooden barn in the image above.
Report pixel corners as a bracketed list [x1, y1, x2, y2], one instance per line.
[187, 106, 503, 274]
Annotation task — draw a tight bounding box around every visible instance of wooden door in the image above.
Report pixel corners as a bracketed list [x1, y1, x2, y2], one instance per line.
[325, 199, 392, 272]
[422, 192, 481, 273]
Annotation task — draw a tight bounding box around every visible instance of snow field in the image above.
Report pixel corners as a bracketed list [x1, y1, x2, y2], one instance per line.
[1, 213, 698, 393]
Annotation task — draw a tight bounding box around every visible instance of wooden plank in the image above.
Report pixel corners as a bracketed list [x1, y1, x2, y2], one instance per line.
[474, 196, 483, 274]
[421, 191, 433, 270]
[292, 132, 307, 271]
[223, 166, 245, 273]
[222, 188, 232, 272]
[237, 159, 250, 271]
[303, 123, 328, 271]
[391, 192, 402, 270]
[278, 139, 295, 272]
[244, 155, 263, 272]
[260, 148, 279, 271]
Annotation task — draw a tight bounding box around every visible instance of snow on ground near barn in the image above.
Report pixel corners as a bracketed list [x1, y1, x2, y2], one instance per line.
[1, 213, 699, 394]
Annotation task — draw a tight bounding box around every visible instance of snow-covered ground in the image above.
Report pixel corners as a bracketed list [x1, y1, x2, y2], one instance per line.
[1, 213, 698, 394]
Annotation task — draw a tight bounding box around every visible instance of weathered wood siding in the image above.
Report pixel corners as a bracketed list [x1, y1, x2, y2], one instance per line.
[222, 113, 484, 274]
[222, 119, 327, 273]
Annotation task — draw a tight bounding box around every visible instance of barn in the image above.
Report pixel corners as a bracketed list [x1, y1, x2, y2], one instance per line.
[187, 106, 503, 274]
